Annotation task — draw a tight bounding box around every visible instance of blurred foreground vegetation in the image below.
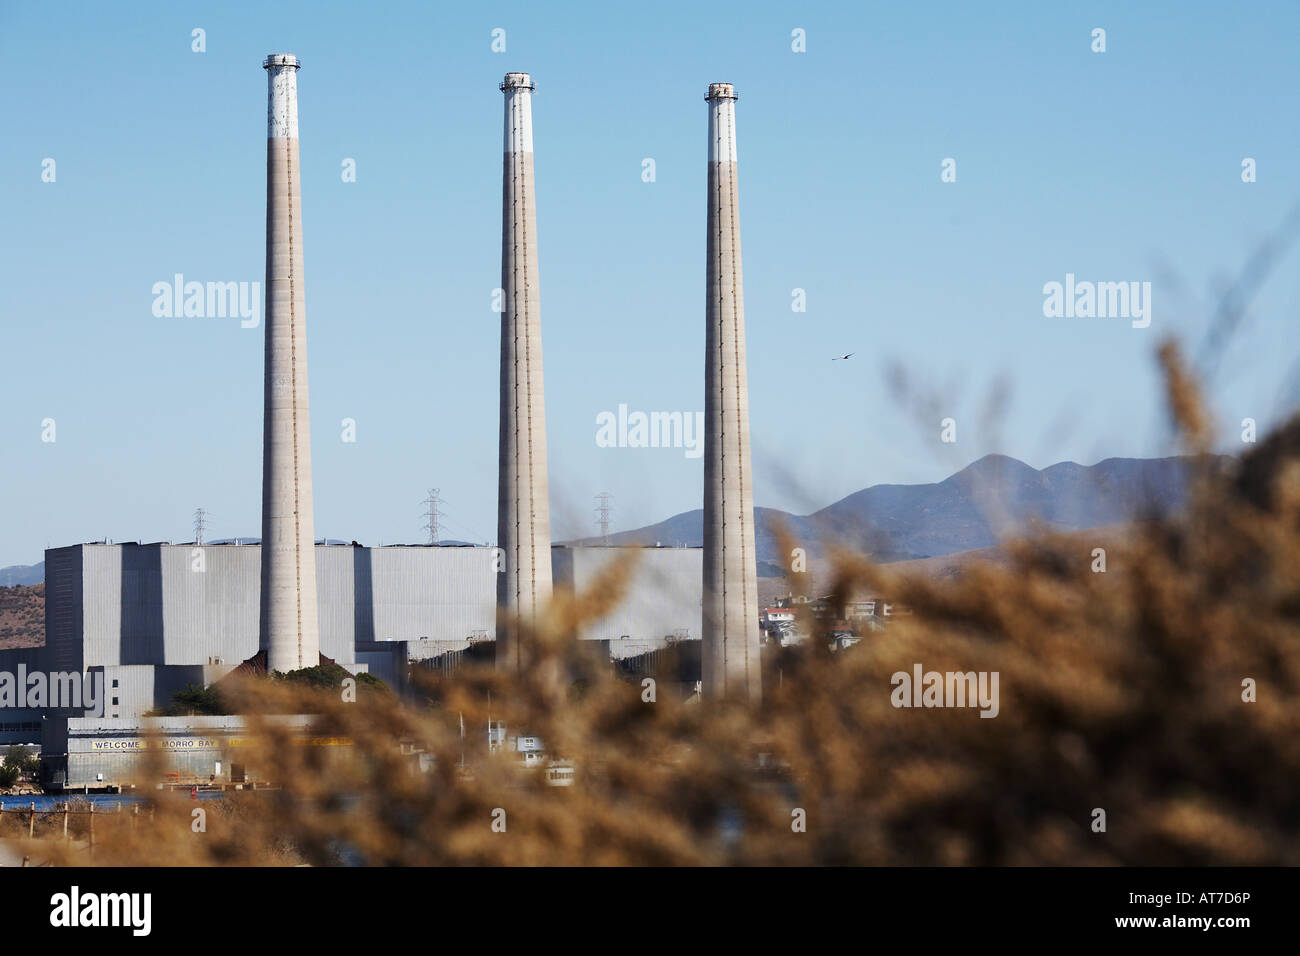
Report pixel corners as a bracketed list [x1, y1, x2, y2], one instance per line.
[20, 344, 1300, 865]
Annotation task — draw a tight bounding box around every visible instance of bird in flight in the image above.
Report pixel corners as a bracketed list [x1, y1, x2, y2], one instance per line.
[833, 352, 854, 361]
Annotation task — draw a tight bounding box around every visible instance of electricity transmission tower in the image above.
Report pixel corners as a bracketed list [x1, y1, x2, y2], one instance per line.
[193, 508, 208, 545]
[595, 492, 613, 544]
[423, 489, 443, 545]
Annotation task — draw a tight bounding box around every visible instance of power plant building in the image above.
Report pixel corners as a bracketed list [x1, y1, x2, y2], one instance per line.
[0, 64, 775, 790]
[0, 542, 703, 782]
[44, 715, 323, 793]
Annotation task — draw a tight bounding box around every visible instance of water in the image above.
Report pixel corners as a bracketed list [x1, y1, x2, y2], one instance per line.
[2, 791, 229, 811]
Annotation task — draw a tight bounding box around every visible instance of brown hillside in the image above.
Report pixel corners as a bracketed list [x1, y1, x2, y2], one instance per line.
[0, 583, 44, 649]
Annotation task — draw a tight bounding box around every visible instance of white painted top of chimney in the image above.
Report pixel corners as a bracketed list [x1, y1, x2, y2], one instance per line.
[706, 83, 738, 164]
[501, 72, 534, 154]
[264, 54, 301, 140]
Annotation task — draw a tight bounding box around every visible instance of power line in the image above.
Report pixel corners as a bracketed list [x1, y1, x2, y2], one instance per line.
[595, 491, 613, 544]
[436, 512, 490, 547]
[422, 489, 443, 545]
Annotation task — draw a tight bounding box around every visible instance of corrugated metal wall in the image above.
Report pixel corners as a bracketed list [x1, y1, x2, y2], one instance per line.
[61, 715, 313, 788]
[162, 545, 261, 666]
[98, 665, 159, 720]
[369, 546, 496, 643]
[561, 547, 702, 654]
[46, 545, 84, 671]
[316, 546, 363, 658]
[55, 543, 701, 667]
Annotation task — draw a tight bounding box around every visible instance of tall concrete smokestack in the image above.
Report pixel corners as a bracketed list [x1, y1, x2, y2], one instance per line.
[259, 54, 320, 673]
[702, 82, 760, 701]
[496, 72, 553, 671]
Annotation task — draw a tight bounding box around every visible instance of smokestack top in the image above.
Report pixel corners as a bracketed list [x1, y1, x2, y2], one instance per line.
[501, 73, 534, 154]
[263, 53, 301, 70]
[707, 83, 738, 163]
[265, 54, 301, 140]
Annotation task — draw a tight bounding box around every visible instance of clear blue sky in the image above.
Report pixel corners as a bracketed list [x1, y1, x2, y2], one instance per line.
[2, 0, 1298, 567]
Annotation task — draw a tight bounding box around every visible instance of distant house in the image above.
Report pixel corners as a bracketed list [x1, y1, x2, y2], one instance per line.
[766, 592, 906, 640]
[760, 607, 795, 628]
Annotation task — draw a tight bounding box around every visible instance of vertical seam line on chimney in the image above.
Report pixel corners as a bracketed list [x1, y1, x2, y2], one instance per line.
[710, 104, 727, 689]
[285, 129, 304, 667]
[725, 103, 751, 688]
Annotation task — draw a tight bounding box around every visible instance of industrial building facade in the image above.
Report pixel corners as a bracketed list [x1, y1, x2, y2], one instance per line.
[47, 715, 324, 792]
[0, 62, 750, 791]
[0, 542, 702, 785]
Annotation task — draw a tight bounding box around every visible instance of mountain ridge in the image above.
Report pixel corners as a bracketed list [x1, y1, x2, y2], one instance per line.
[2, 454, 1226, 581]
[569, 453, 1225, 565]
